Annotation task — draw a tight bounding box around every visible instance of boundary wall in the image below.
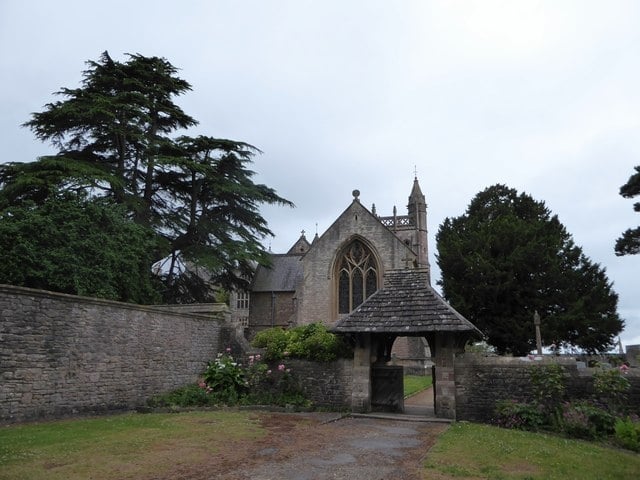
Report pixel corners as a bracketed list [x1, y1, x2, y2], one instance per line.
[286, 358, 353, 409]
[0, 284, 225, 423]
[454, 354, 640, 422]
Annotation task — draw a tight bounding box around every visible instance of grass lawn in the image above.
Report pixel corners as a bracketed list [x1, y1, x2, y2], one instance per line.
[2, 410, 639, 480]
[0, 411, 264, 480]
[424, 421, 640, 480]
[404, 374, 433, 397]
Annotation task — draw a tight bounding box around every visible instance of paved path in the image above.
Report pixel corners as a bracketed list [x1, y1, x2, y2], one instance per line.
[404, 386, 435, 416]
[229, 413, 448, 480]
[225, 388, 443, 480]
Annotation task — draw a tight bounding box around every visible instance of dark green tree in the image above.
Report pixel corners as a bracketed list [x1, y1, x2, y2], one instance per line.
[0, 194, 162, 303]
[436, 184, 623, 355]
[0, 52, 292, 302]
[615, 165, 640, 256]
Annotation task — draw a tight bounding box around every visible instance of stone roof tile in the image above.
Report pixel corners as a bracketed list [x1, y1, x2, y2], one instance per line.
[332, 269, 483, 336]
[251, 255, 303, 292]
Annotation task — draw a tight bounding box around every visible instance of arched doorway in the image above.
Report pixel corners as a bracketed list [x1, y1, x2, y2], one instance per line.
[332, 268, 482, 419]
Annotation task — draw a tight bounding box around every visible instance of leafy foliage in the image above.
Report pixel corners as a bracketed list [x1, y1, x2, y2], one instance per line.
[493, 362, 636, 448]
[561, 401, 616, 439]
[593, 367, 631, 414]
[494, 400, 546, 431]
[251, 328, 291, 361]
[436, 184, 623, 355]
[614, 417, 640, 452]
[252, 323, 353, 362]
[0, 194, 161, 303]
[150, 352, 310, 409]
[0, 51, 293, 303]
[530, 364, 565, 416]
[202, 353, 248, 404]
[615, 165, 640, 256]
[147, 384, 218, 408]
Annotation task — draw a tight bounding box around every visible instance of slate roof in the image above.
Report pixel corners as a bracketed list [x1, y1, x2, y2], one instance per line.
[332, 268, 483, 337]
[251, 254, 303, 292]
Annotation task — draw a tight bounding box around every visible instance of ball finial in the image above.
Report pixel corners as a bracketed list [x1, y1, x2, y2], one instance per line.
[352, 189, 360, 200]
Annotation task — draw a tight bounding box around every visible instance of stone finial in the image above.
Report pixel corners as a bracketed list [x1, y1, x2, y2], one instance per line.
[371, 203, 377, 215]
[352, 189, 360, 202]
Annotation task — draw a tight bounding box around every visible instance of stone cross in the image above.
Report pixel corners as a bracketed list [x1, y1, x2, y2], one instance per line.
[534, 310, 542, 355]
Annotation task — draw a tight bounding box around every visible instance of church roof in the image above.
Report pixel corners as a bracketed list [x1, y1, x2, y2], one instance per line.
[287, 232, 311, 255]
[332, 268, 483, 336]
[409, 176, 424, 201]
[251, 254, 303, 292]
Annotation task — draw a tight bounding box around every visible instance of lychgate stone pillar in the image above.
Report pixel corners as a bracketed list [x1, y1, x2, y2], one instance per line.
[433, 332, 465, 419]
[351, 333, 372, 412]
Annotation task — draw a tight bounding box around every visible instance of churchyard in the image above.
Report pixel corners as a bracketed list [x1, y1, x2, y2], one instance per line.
[1, 409, 639, 480]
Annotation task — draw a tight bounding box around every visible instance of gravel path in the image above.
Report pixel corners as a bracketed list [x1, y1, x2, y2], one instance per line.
[150, 388, 445, 480]
[228, 412, 448, 480]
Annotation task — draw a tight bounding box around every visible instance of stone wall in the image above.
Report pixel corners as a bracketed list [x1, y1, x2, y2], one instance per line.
[247, 291, 294, 337]
[0, 285, 225, 423]
[285, 358, 353, 410]
[454, 354, 640, 422]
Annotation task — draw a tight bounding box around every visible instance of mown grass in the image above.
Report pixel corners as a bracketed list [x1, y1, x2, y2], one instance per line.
[424, 422, 640, 480]
[404, 374, 433, 397]
[0, 411, 264, 480]
[4, 409, 639, 480]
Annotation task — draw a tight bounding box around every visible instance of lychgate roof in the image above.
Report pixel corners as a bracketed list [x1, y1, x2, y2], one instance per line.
[332, 268, 483, 336]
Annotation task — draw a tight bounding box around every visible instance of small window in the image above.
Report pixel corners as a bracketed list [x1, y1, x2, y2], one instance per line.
[236, 291, 250, 310]
[237, 316, 249, 327]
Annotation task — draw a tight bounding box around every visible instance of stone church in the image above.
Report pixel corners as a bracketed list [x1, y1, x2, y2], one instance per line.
[237, 177, 434, 368]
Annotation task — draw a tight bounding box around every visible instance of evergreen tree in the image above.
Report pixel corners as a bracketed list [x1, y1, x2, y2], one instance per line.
[436, 184, 623, 355]
[615, 165, 640, 256]
[0, 52, 293, 302]
[0, 194, 162, 303]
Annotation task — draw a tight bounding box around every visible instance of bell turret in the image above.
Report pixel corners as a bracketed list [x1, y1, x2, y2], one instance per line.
[407, 177, 429, 277]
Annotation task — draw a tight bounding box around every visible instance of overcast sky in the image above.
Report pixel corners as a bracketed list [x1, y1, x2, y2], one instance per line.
[2, 1, 639, 348]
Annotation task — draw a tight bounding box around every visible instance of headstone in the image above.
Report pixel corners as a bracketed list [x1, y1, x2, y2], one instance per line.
[626, 345, 640, 367]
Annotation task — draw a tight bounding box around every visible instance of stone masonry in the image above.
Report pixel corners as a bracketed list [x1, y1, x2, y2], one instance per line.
[286, 358, 353, 409]
[454, 354, 640, 422]
[0, 284, 225, 423]
[297, 198, 416, 326]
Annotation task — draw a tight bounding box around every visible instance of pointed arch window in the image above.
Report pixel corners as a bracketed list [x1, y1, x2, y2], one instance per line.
[337, 240, 378, 314]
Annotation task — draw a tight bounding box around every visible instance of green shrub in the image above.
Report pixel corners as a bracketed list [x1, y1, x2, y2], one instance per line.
[148, 384, 217, 408]
[252, 323, 352, 362]
[530, 363, 565, 426]
[593, 368, 630, 414]
[202, 352, 247, 403]
[561, 401, 615, 439]
[494, 400, 545, 431]
[614, 417, 640, 452]
[530, 364, 565, 408]
[148, 351, 311, 410]
[252, 328, 291, 361]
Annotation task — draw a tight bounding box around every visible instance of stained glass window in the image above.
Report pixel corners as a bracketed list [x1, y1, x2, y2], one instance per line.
[337, 240, 379, 314]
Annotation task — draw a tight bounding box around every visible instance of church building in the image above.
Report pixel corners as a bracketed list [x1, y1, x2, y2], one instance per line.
[244, 177, 433, 366]
[234, 176, 482, 416]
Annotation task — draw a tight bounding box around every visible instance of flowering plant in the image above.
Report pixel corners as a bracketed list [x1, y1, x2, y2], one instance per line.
[202, 352, 247, 403]
[198, 349, 309, 408]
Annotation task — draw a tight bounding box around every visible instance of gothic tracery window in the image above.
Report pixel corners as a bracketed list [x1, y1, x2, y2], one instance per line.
[337, 240, 378, 314]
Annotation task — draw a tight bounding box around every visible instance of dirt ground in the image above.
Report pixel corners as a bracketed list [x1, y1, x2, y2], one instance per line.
[150, 411, 448, 480]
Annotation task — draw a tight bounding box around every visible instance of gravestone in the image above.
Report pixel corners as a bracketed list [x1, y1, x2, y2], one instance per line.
[627, 345, 640, 367]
